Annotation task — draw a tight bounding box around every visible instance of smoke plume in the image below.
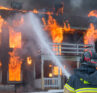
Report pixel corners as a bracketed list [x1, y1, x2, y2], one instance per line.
[0, 0, 55, 9]
[70, 0, 82, 8]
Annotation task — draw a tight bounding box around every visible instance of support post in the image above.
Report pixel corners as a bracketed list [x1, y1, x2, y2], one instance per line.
[58, 67, 61, 89]
[33, 62, 36, 80]
[41, 56, 44, 90]
[77, 57, 80, 68]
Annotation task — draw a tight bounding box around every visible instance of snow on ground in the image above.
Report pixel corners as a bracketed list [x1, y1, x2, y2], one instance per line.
[25, 89, 64, 93]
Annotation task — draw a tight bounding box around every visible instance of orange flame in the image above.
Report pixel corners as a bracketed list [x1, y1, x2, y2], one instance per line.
[84, 10, 97, 44]
[43, 15, 74, 43]
[0, 6, 13, 11]
[49, 73, 53, 77]
[0, 61, 2, 67]
[27, 57, 32, 65]
[9, 27, 21, 48]
[7, 16, 23, 81]
[32, 9, 39, 14]
[53, 66, 62, 76]
[0, 16, 6, 33]
[42, 17, 46, 25]
[63, 23, 71, 31]
[44, 15, 63, 43]
[0, 14, 23, 48]
[43, 15, 63, 55]
[43, 15, 74, 55]
[0, 16, 7, 46]
[0, 5, 54, 16]
[9, 49, 22, 81]
[0, 13, 23, 82]
[84, 23, 95, 44]
[88, 10, 97, 17]
[9, 16, 23, 48]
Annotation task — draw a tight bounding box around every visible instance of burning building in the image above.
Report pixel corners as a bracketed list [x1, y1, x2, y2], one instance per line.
[0, 2, 96, 91]
[0, 8, 36, 89]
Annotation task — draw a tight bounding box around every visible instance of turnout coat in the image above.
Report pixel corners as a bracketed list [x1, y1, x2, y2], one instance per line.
[64, 65, 97, 93]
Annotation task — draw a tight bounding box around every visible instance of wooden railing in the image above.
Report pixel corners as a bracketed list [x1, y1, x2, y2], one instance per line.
[44, 78, 59, 88]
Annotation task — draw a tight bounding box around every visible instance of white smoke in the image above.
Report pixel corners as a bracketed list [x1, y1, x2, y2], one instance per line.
[0, 0, 11, 7]
[70, 0, 83, 8]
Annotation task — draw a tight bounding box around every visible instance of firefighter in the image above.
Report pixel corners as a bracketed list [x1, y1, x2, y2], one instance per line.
[64, 50, 97, 93]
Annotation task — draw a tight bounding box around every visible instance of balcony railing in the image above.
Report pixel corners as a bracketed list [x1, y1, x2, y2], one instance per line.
[42, 43, 94, 56]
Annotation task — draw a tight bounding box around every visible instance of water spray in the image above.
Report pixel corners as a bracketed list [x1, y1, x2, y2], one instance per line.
[26, 12, 71, 78]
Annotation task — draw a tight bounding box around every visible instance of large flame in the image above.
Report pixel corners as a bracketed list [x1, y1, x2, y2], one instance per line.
[0, 16, 6, 46]
[0, 14, 22, 48]
[84, 10, 97, 44]
[8, 16, 23, 81]
[42, 15, 74, 55]
[9, 17, 23, 48]
[0, 13, 23, 82]
[8, 49, 22, 81]
[9, 27, 22, 48]
[84, 23, 95, 44]
[43, 15, 63, 55]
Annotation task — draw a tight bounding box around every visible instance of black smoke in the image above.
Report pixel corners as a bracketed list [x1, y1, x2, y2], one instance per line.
[0, 0, 97, 16]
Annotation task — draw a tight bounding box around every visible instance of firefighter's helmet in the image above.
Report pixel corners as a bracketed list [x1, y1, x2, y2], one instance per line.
[80, 50, 97, 66]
